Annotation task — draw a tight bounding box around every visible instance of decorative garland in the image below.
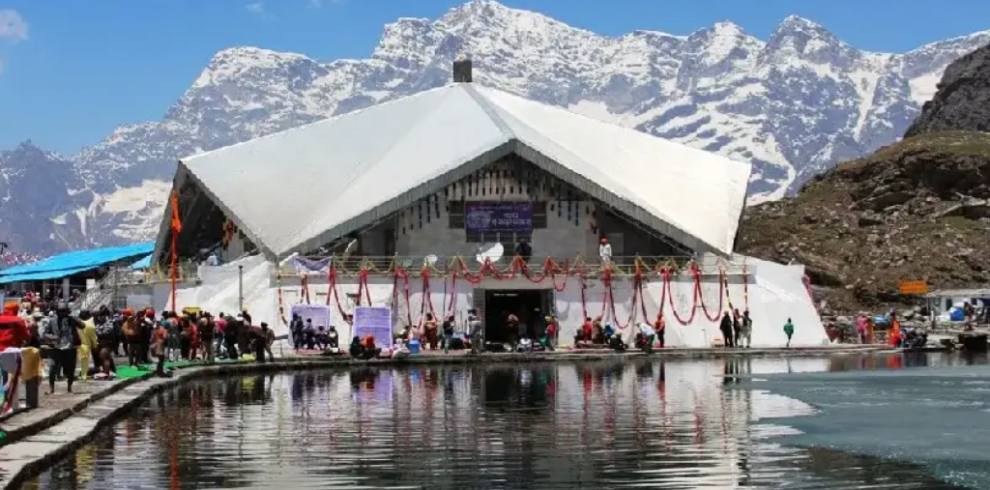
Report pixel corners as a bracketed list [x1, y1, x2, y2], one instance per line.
[300, 275, 311, 304]
[602, 267, 639, 329]
[695, 266, 724, 322]
[355, 269, 371, 306]
[663, 267, 698, 325]
[418, 268, 437, 325]
[325, 268, 371, 318]
[325, 268, 346, 317]
[444, 272, 458, 320]
[274, 258, 740, 328]
[392, 268, 414, 327]
[578, 265, 608, 321]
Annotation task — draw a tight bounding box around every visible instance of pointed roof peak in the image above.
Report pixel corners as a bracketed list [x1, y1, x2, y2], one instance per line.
[172, 84, 749, 259]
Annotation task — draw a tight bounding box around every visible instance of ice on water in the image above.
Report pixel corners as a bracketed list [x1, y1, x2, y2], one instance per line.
[747, 364, 990, 489]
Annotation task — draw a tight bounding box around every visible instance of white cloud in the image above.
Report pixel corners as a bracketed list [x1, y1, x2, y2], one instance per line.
[0, 9, 28, 42]
[309, 0, 343, 7]
[246, 2, 274, 20]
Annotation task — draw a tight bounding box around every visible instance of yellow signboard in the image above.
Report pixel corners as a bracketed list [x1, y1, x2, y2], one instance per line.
[898, 281, 929, 295]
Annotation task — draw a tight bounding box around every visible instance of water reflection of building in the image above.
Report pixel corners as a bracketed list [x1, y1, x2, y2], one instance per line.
[37, 359, 844, 489]
[545, 358, 826, 486]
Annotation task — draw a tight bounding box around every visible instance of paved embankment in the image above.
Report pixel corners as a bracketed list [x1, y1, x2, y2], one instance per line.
[0, 345, 881, 489]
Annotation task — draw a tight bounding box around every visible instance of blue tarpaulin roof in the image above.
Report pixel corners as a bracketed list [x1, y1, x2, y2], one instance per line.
[129, 254, 152, 269]
[0, 266, 96, 285]
[0, 242, 155, 280]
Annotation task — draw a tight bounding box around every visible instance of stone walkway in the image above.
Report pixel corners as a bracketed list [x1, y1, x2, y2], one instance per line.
[0, 344, 881, 489]
[0, 378, 134, 441]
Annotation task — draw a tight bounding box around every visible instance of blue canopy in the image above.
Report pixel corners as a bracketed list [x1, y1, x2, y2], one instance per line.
[0, 266, 96, 285]
[129, 254, 153, 269]
[0, 242, 154, 280]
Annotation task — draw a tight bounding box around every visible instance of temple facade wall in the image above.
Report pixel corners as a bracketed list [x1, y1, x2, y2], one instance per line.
[391, 197, 599, 260]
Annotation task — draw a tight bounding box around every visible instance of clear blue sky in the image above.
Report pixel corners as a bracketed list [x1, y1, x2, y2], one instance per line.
[1, 0, 988, 155]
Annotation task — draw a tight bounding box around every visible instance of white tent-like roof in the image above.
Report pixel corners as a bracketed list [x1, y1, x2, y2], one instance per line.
[158, 83, 751, 261]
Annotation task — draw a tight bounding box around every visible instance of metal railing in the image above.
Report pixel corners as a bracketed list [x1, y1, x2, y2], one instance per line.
[276, 254, 749, 278]
[83, 255, 750, 295]
[117, 261, 201, 285]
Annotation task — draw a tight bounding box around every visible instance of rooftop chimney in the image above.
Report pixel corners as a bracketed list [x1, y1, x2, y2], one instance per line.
[453, 53, 472, 83]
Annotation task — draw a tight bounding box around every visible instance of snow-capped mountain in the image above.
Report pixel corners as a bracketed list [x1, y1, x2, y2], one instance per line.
[2, 0, 989, 256]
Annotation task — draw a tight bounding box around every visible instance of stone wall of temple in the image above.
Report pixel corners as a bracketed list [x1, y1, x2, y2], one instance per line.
[349, 154, 684, 263]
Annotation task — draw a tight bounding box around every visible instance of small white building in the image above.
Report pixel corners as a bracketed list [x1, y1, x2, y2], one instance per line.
[149, 60, 827, 348]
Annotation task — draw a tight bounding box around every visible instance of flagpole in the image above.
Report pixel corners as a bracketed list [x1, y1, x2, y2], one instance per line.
[170, 231, 177, 312]
[170, 190, 181, 313]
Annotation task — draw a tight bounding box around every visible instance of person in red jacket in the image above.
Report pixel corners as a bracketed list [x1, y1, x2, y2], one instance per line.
[0, 302, 30, 386]
[0, 303, 29, 350]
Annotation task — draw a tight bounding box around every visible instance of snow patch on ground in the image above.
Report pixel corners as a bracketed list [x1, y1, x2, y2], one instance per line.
[909, 72, 941, 105]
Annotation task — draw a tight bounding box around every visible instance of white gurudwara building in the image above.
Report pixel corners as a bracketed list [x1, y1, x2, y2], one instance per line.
[149, 59, 827, 348]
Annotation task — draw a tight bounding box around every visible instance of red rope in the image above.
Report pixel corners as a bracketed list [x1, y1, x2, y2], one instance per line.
[418, 268, 437, 328]
[604, 268, 636, 329]
[459, 258, 484, 284]
[360, 269, 371, 306]
[304, 258, 726, 329]
[549, 260, 569, 292]
[300, 275, 311, 304]
[695, 267, 724, 322]
[523, 257, 549, 283]
[326, 268, 349, 318]
[664, 268, 698, 325]
[325, 268, 335, 305]
[578, 266, 608, 322]
[444, 271, 458, 319]
[639, 275, 650, 321]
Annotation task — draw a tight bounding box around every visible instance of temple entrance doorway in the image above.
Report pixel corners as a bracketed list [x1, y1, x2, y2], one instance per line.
[484, 289, 553, 344]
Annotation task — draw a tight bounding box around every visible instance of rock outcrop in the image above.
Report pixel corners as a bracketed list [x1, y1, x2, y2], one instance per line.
[738, 131, 990, 312]
[905, 42, 990, 137]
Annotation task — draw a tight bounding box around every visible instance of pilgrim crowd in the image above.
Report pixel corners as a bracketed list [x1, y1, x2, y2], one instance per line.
[0, 296, 277, 395]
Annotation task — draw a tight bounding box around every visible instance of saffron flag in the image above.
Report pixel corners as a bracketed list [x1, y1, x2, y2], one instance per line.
[170, 191, 182, 234]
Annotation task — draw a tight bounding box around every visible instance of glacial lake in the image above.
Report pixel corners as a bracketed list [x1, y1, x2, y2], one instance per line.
[27, 352, 990, 489]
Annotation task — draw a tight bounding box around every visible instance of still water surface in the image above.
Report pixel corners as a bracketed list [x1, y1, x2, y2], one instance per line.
[28, 353, 989, 489]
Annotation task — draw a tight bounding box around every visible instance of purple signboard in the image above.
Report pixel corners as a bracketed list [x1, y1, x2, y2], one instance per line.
[465, 201, 533, 233]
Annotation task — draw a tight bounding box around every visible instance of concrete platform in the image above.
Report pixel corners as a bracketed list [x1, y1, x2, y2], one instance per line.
[0, 345, 878, 489]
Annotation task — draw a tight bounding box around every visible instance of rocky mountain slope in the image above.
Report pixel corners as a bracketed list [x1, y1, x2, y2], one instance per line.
[738, 131, 990, 312]
[2, 0, 990, 256]
[0, 143, 89, 251]
[739, 41, 990, 313]
[905, 43, 990, 137]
